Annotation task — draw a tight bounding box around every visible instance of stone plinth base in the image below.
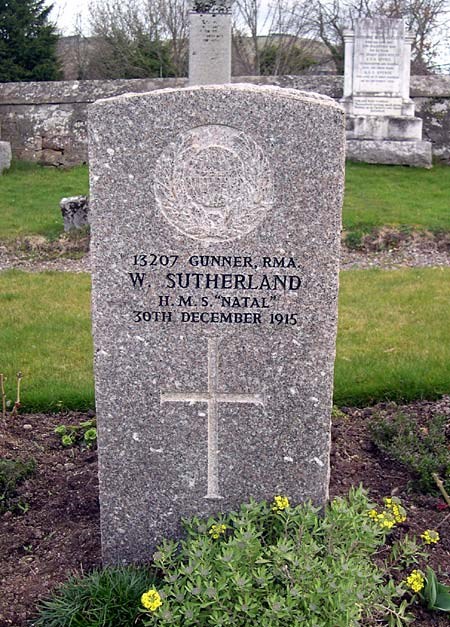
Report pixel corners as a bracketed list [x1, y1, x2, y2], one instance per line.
[0, 141, 11, 173]
[346, 139, 432, 168]
[346, 115, 423, 141]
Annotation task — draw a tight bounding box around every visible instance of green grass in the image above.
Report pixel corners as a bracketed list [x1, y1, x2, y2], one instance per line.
[0, 161, 89, 241]
[344, 162, 450, 234]
[0, 161, 449, 243]
[0, 270, 93, 411]
[0, 268, 449, 411]
[336, 267, 450, 405]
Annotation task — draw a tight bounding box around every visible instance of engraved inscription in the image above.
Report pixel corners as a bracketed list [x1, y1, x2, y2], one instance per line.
[128, 252, 302, 327]
[160, 338, 264, 499]
[154, 125, 273, 242]
[353, 25, 402, 95]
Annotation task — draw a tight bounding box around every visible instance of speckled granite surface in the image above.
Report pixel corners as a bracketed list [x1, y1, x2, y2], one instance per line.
[88, 84, 345, 564]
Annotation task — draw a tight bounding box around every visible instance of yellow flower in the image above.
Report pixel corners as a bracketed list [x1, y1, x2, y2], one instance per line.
[421, 529, 440, 545]
[405, 570, 425, 593]
[272, 495, 290, 511]
[141, 588, 162, 612]
[368, 509, 378, 519]
[376, 512, 395, 529]
[209, 523, 227, 539]
[391, 504, 407, 523]
[384, 497, 407, 523]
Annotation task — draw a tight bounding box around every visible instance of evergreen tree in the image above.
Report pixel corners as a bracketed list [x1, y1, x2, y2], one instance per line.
[0, 0, 61, 81]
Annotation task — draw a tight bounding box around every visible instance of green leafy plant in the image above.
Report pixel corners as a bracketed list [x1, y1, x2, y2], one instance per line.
[422, 567, 450, 612]
[54, 419, 97, 449]
[405, 567, 450, 613]
[0, 457, 35, 513]
[370, 412, 450, 494]
[36, 488, 449, 626]
[34, 566, 160, 627]
[139, 488, 412, 626]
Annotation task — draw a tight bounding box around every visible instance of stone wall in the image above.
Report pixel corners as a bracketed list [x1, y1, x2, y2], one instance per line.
[0, 75, 448, 166]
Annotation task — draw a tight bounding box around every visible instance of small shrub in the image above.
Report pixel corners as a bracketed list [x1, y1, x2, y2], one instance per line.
[0, 457, 35, 513]
[370, 413, 450, 494]
[34, 489, 429, 627]
[140, 488, 411, 626]
[33, 566, 160, 627]
[1, 371, 23, 418]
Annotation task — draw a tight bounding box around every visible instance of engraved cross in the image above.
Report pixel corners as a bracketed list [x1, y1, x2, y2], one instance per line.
[160, 338, 263, 499]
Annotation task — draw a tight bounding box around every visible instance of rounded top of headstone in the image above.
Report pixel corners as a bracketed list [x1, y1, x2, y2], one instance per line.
[91, 83, 344, 113]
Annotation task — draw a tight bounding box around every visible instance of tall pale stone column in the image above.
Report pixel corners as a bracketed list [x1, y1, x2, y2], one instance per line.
[188, 1, 232, 86]
[401, 34, 414, 112]
[343, 30, 355, 99]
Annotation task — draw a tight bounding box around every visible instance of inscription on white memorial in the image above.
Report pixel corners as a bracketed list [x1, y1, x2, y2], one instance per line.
[154, 125, 273, 242]
[353, 96, 403, 116]
[354, 31, 402, 94]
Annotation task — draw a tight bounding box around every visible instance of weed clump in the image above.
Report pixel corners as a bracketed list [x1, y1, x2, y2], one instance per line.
[0, 457, 35, 513]
[370, 413, 450, 495]
[54, 419, 97, 449]
[34, 566, 159, 627]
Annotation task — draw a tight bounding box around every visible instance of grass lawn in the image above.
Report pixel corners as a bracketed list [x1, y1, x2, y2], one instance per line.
[344, 162, 450, 234]
[0, 271, 93, 411]
[0, 161, 449, 242]
[0, 268, 449, 411]
[336, 267, 450, 405]
[0, 161, 89, 241]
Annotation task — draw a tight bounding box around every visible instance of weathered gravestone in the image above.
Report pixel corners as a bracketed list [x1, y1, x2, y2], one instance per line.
[60, 195, 89, 231]
[342, 17, 432, 167]
[189, 0, 232, 85]
[89, 84, 345, 564]
[0, 123, 11, 174]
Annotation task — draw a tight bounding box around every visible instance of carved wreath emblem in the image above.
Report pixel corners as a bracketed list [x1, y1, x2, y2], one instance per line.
[154, 125, 273, 242]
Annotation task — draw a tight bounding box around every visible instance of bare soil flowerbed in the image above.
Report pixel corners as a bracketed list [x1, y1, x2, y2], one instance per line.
[1, 400, 449, 627]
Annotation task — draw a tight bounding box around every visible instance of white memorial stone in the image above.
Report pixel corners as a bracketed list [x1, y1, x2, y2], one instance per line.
[343, 17, 432, 167]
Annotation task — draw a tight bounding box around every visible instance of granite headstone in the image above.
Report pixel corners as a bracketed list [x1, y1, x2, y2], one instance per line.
[343, 17, 432, 167]
[89, 84, 345, 564]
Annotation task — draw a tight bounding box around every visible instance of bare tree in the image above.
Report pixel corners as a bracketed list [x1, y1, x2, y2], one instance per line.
[70, 13, 96, 79]
[146, 0, 189, 77]
[381, 0, 450, 73]
[232, 0, 322, 76]
[87, 0, 188, 79]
